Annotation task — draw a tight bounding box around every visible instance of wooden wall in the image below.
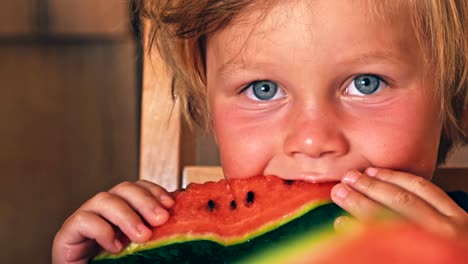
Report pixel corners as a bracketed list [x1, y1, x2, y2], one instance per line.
[0, 1, 138, 263]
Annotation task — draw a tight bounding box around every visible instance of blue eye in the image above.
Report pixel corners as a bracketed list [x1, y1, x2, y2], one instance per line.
[243, 80, 286, 101]
[347, 74, 384, 96]
[252, 81, 277, 100]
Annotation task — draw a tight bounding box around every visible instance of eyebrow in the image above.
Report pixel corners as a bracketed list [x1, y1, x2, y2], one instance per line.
[216, 50, 404, 78]
[349, 50, 403, 65]
[217, 60, 277, 79]
[217, 58, 249, 78]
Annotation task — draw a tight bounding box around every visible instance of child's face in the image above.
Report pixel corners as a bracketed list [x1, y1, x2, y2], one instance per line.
[206, 0, 442, 182]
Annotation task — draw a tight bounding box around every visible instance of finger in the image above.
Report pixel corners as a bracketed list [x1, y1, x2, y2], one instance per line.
[134, 180, 175, 208]
[53, 234, 93, 264]
[109, 181, 170, 227]
[80, 192, 152, 243]
[56, 211, 122, 259]
[331, 183, 386, 220]
[58, 240, 101, 264]
[342, 170, 451, 229]
[365, 167, 467, 217]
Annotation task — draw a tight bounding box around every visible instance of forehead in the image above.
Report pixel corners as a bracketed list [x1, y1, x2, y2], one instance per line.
[206, 0, 417, 72]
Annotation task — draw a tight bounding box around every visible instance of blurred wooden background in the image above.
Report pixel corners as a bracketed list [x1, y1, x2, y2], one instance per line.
[0, 1, 466, 264]
[0, 1, 139, 263]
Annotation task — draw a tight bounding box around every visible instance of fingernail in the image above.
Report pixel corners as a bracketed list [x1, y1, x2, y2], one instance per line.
[160, 195, 174, 208]
[334, 184, 350, 199]
[366, 167, 378, 177]
[114, 239, 122, 251]
[153, 207, 169, 224]
[343, 170, 359, 184]
[135, 223, 150, 238]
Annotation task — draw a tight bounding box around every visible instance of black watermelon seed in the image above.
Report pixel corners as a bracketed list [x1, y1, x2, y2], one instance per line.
[230, 200, 237, 210]
[246, 191, 255, 204]
[207, 200, 216, 211]
[284, 180, 294, 185]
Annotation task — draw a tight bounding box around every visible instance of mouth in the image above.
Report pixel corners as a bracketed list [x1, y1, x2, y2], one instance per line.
[263, 156, 371, 184]
[263, 160, 369, 183]
[278, 171, 344, 183]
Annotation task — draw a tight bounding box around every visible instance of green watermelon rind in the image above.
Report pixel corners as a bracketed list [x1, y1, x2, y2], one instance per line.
[91, 202, 346, 263]
[237, 223, 337, 264]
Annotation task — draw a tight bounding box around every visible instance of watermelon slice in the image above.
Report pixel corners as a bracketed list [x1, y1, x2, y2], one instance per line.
[90, 175, 468, 264]
[302, 222, 468, 264]
[91, 175, 345, 263]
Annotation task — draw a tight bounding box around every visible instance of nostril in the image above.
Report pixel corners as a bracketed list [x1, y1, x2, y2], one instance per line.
[284, 128, 349, 159]
[291, 150, 337, 159]
[318, 150, 339, 158]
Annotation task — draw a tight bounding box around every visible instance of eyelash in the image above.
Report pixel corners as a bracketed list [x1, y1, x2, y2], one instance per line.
[239, 80, 287, 101]
[239, 74, 390, 100]
[344, 74, 389, 96]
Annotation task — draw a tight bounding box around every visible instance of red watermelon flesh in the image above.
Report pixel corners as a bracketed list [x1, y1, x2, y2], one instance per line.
[153, 175, 336, 243]
[294, 221, 468, 264]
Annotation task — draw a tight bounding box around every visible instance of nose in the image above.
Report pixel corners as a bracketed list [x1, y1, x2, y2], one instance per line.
[283, 111, 349, 159]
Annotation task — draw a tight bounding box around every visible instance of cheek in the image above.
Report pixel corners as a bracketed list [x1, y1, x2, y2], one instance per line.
[352, 95, 441, 179]
[211, 102, 280, 179]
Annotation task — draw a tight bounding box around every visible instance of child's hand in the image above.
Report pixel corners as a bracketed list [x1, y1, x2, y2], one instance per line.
[52, 180, 174, 264]
[331, 168, 468, 239]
